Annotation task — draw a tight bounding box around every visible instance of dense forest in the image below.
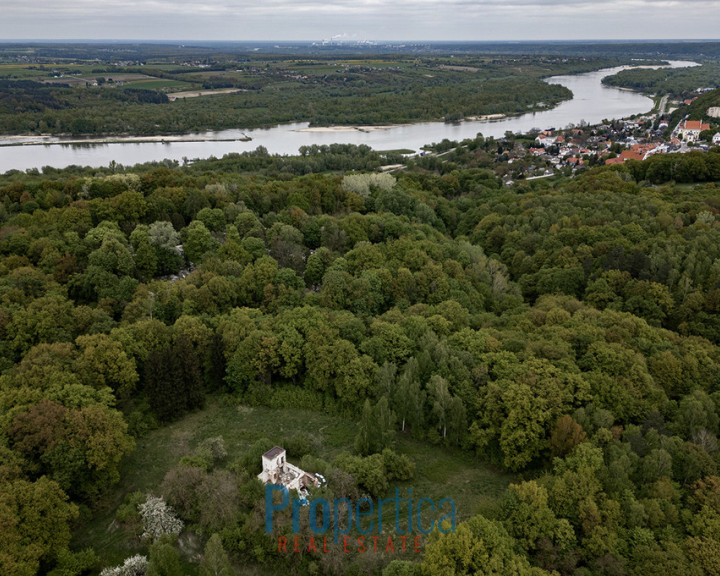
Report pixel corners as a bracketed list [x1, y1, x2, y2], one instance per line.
[0, 72, 572, 136]
[602, 64, 720, 97]
[680, 88, 720, 123]
[1, 131, 720, 576]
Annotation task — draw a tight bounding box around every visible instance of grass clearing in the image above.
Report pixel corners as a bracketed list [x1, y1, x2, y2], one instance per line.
[72, 397, 513, 569]
[126, 79, 197, 90]
[0, 66, 48, 79]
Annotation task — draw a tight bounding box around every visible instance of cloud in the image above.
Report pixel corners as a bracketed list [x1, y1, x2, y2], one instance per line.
[4, 0, 716, 15]
[0, 0, 718, 40]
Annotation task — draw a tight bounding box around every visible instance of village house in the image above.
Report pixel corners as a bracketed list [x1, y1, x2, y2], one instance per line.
[620, 149, 645, 162]
[604, 149, 642, 166]
[605, 157, 625, 166]
[535, 134, 557, 147]
[257, 446, 319, 497]
[632, 143, 658, 157]
[713, 133, 720, 145]
[678, 120, 711, 143]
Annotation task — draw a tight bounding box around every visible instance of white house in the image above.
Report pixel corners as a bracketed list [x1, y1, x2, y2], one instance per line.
[713, 133, 720, 145]
[678, 120, 711, 143]
[535, 135, 557, 147]
[258, 446, 318, 496]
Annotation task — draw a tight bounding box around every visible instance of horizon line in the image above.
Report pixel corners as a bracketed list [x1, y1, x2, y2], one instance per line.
[1, 38, 720, 44]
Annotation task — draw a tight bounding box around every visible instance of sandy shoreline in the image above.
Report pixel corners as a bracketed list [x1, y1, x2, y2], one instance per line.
[465, 113, 507, 121]
[295, 114, 508, 133]
[0, 113, 515, 147]
[294, 125, 403, 133]
[0, 133, 252, 147]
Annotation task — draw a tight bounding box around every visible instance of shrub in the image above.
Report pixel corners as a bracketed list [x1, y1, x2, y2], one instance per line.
[284, 432, 313, 458]
[382, 449, 415, 481]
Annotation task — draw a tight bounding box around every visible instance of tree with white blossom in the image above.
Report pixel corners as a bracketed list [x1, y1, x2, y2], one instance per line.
[99, 554, 148, 576]
[138, 495, 183, 541]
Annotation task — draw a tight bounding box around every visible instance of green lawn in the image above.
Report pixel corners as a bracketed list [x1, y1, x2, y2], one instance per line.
[126, 79, 198, 91]
[0, 65, 48, 79]
[73, 398, 513, 571]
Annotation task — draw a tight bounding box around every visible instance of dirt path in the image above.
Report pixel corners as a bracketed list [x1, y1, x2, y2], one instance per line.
[167, 88, 247, 100]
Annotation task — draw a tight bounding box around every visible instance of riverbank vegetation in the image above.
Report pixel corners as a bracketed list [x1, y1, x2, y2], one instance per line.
[602, 64, 720, 98]
[0, 45, 630, 136]
[1, 135, 720, 575]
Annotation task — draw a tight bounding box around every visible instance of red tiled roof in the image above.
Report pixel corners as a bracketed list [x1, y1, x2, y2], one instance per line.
[683, 120, 711, 131]
[620, 150, 645, 162]
[631, 144, 656, 153]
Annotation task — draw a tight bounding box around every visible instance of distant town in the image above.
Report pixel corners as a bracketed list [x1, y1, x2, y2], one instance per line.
[498, 93, 720, 185]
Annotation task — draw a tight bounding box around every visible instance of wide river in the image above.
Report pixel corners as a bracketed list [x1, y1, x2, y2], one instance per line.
[0, 61, 697, 173]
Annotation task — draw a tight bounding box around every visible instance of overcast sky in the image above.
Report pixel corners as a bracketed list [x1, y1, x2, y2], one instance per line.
[1, 0, 718, 42]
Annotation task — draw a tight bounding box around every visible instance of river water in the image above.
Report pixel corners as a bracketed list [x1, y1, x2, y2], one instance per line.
[0, 61, 697, 173]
